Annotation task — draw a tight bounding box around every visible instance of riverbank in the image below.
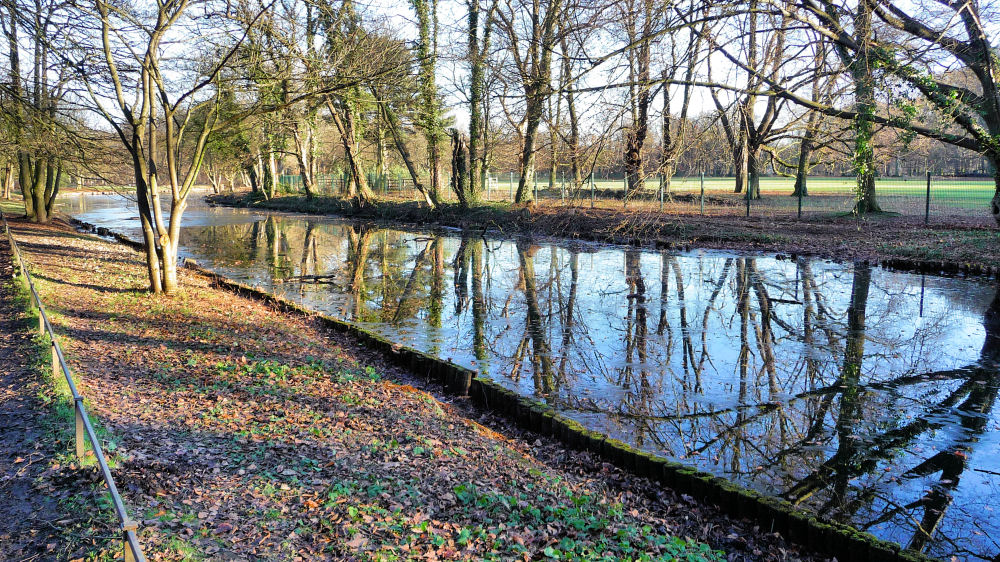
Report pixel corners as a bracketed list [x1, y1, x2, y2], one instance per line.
[0, 216, 832, 560]
[208, 191, 1000, 277]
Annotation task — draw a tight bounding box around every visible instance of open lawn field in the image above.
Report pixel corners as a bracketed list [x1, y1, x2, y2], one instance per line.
[277, 173, 997, 218]
[516, 175, 997, 216]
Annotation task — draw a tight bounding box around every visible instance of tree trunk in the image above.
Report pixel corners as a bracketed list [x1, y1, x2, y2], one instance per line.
[624, 79, 650, 200]
[140, 219, 162, 294]
[262, 150, 278, 200]
[747, 148, 761, 200]
[468, 0, 485, 200]
[376, 99, 437, 208]
[851, 0, 881, 214]
[661, 162, 676, 202]
[450, 128, 472, 207]
[159, 238, 179, 294]
[208, 173, 221, 194]
[623, 126, 646, 199]
[374, 118, 387, 182]
[329, 100, 374, 205]
[245, 163, 260, 195]
[412, 0, 442, 203]
[548, 94, 559, 195]
[557, 25, 580, 195]
[292, 122, 317, 199]
[515, 95, 542, 203]
[791, 132, 813, 197]
[19, 155, 59, 223]
[733, 135, 748, 195]
[1, 162, 12, 199]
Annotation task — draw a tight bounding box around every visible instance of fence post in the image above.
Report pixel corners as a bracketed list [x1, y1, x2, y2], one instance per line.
[700, 173, 705, 215]
[925, 171, 931, 224]
[590, 176, 595, 208]
[74, 397, 85, 459]
[38, 306, 44, 334]
[659, 176, 664, 212]
[509, 172, 514, 201]
[123, 522, 139, 562]
[745, 184, 751, 218]
[51, 340, 59, 378]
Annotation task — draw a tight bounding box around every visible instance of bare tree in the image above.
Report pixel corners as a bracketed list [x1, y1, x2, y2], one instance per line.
[1, 0, 80, 222]
[410, 0, 444, 202]
[494, 0, 565, 203]
[708, 0, 793, 199]
[754, 0, 1000, 223]
[658, 7, 705, 200]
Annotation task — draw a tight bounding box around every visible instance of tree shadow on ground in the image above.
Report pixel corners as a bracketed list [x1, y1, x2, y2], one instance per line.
[31, 272, 146, 295]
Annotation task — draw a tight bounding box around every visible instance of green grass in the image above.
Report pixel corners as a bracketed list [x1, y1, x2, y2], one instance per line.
[272, 174, 995, 212]
[0, 198, 24, 215]
[524, 176, 996, 210]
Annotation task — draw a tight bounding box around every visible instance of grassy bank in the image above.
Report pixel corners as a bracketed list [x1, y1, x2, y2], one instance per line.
[208, 192, 1000, 275]
[0, 218, 832, 560]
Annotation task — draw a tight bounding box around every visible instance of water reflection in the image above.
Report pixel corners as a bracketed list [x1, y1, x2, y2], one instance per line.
[62, 194, 1000, 560]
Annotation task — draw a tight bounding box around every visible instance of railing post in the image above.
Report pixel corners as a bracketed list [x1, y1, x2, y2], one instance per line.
[5, 210, 146, 562]
[122, 522, 138, 562]
[51, 340, 59, 378]
[74, 397, 85, 459]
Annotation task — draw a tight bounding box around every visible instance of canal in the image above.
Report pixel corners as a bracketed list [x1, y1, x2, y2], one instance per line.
[60, 192, 1000, 560]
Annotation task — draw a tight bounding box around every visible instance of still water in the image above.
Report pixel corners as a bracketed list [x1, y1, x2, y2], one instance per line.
[60, 193, 1000, 560]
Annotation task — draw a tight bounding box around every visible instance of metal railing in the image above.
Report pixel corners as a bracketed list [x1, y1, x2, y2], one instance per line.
[1, 211, 145, 562]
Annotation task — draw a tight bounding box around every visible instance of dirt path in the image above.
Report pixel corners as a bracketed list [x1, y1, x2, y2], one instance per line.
[2, 217, 831, 561]
[0, 236, 64, 560]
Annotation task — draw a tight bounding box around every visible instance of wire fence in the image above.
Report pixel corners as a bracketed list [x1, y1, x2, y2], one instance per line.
[1, 211, 146, 562]
[279, 172, 996, 223]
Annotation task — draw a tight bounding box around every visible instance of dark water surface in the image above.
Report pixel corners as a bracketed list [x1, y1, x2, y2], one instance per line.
[60, 193, 1000, 560]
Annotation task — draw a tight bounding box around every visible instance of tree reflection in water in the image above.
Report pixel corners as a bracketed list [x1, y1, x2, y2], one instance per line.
[180, 217, 999, 561]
